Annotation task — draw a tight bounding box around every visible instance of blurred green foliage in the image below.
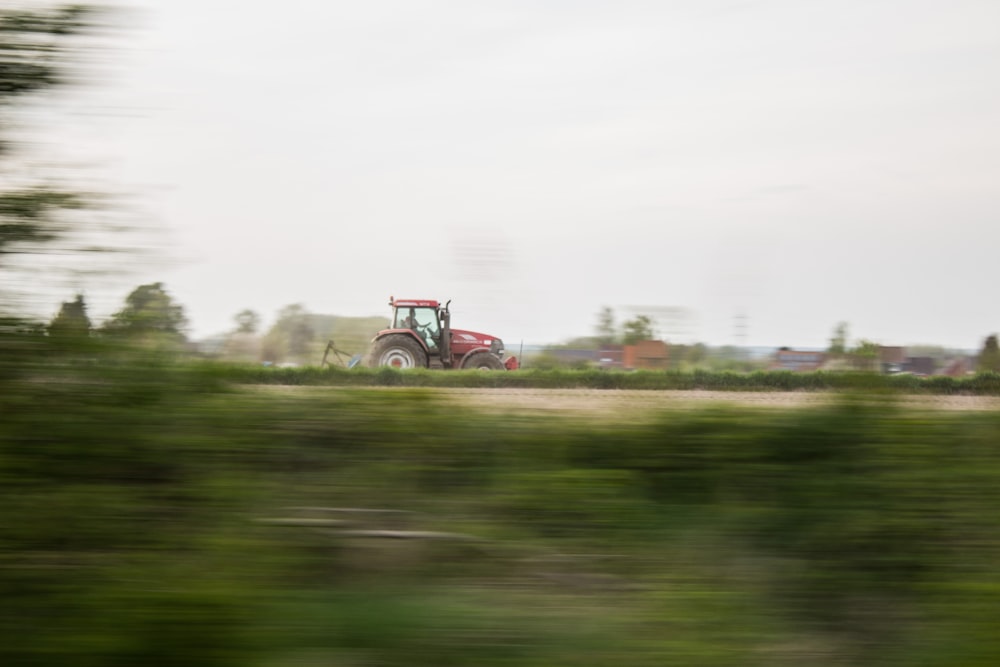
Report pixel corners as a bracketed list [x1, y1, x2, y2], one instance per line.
[219, 362, 1000, 395]
[978, 334, 1000, 373]
[0, 4, 95, 258]
[3, 333, 1000, 666]
[100, 282, 188, 343]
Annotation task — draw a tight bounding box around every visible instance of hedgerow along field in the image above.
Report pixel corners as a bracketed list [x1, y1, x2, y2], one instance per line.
[222, 361, 1000, 394]
[4, 344, 1000, 665]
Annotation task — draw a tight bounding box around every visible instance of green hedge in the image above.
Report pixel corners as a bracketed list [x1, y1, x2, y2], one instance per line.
[214, 362, 1000, 395]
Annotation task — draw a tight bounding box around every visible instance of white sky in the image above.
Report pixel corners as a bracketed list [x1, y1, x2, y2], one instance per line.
[30, 0, 1000, 349]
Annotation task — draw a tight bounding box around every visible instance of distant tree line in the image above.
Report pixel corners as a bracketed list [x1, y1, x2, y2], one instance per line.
[593, 306, 655, 345]
[40, 289, 384, 365]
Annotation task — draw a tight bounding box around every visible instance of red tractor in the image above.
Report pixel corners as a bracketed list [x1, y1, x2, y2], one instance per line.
[365, 297, 518, 370]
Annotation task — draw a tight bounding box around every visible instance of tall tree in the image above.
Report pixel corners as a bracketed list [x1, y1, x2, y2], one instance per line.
[48, 293, 91, 337]
[829, 322, 849, 356]
[262, 304, 315, 363]
[622, 314, 654, 345]
[0, 5, 105, 314]
[978, 334, 1000, 373]
[594, 306, 616, 345]
[0, 5, 92, 255]
[233, 309, 260, 334]
[102, 282, 187, 339]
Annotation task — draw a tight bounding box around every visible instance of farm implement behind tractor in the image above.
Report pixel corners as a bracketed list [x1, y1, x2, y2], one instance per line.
[320, 340, 362, 369]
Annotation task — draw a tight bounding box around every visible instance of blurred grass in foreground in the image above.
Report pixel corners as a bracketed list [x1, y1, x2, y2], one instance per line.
[3, 335, 1000, 666]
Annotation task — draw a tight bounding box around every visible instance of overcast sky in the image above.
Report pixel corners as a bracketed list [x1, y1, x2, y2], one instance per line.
[39, 0, 1000, 349]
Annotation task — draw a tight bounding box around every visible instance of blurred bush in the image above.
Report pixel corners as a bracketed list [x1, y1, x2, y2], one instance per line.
[3, 332, 1000, 665]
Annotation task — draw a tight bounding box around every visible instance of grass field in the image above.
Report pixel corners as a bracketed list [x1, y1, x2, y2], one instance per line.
[4, 346, 1000, 665]
[366, 385, 1000, 415]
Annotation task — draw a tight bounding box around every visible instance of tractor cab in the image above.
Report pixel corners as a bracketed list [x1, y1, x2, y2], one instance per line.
[391, 300, 442, 349]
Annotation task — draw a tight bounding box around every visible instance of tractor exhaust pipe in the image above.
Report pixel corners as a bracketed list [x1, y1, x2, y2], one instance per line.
[440, 300, 452, 366]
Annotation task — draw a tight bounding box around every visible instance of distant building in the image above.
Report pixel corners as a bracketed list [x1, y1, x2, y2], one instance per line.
[902, 356, 936, 376]
[941, 356, 975, 377]
[624, 340, 669, 370]
[771, 348, 827, 372]
[879, 346, 906, 373]
[598, 345, 624, 370]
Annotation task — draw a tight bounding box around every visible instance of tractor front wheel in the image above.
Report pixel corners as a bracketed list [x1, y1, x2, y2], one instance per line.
[367, 334, 428, 369]
[462, 352, 505, 370]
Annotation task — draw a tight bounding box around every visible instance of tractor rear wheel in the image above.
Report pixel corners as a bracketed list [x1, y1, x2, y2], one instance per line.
[367, 334, 428, 369]
[462, 352, 505, 370]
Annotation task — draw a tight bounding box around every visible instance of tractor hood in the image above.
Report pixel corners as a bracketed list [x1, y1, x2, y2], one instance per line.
[450, 329, 502, 348]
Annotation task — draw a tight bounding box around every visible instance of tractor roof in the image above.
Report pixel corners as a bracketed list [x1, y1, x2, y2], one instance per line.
[390, 298, 439, 308]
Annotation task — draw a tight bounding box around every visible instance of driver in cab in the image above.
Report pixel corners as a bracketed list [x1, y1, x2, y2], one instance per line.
[402, 310, 437, 349]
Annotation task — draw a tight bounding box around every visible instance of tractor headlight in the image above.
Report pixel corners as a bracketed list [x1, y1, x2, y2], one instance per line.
[490, 339, 504, 356]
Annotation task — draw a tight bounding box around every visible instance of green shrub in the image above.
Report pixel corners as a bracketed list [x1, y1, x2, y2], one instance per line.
[5, 338, 1000, 665]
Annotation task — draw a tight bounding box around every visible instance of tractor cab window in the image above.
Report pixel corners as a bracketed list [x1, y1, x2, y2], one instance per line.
[394, 307, 440, 347]
[393, 308, 414, 329]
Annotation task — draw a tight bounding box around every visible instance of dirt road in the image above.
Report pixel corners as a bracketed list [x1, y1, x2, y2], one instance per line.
[432, 388, 1000, 417]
